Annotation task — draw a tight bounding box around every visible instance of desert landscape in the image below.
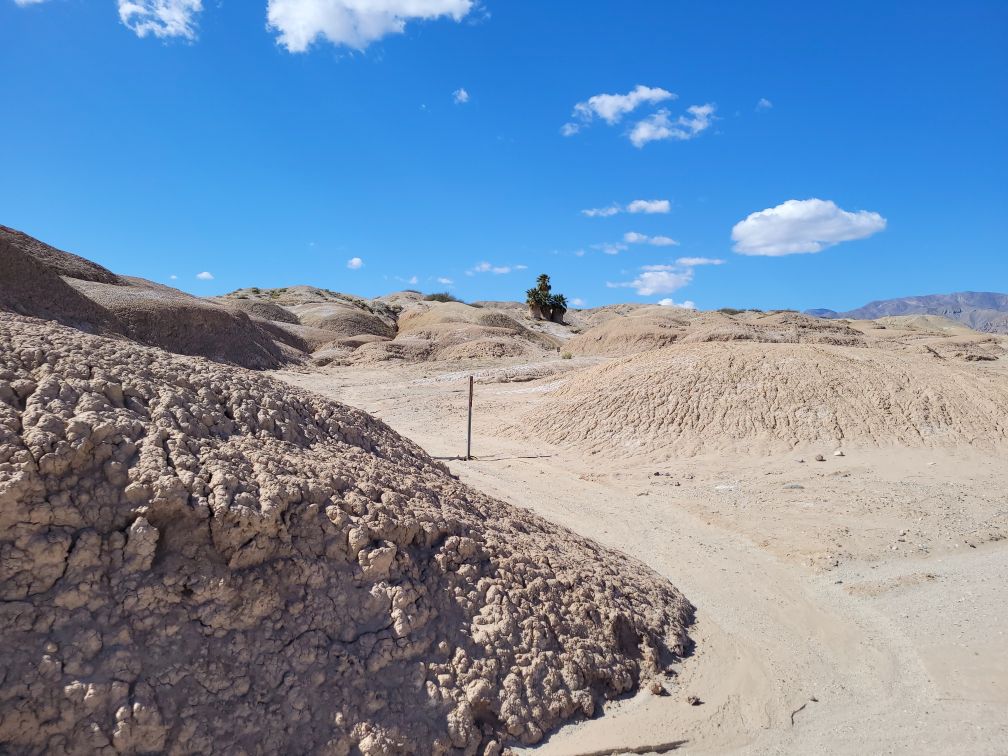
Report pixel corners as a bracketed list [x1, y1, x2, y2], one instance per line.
[1, 227, 1006, 754]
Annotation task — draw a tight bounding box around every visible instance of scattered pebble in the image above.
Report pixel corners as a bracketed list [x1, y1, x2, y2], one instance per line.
[783, 483, 804, 490]
[687, 695, 703, 706]
[815, 454, 826, 462]
[834, 450, 845, 457]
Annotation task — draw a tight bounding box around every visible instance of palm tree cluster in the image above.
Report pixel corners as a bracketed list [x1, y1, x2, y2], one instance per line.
[526, 274, 568, 323]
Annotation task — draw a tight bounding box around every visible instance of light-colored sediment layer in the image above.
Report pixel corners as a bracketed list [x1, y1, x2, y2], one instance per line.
[518, 342, 1008, 456]
[283, 356, 1008, 755]
[0, 313, 692, 755]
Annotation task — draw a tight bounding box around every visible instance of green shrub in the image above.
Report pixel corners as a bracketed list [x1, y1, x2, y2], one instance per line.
[561, 352, 572, 360]
[424, 292, 462, 303]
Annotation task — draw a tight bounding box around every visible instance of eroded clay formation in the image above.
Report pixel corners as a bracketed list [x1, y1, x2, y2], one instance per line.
[522, 342, 1008, 456]
[0, 313, 693, 754]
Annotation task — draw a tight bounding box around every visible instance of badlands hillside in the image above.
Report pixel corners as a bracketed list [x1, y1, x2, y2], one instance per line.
[2, 227, 1007, 753]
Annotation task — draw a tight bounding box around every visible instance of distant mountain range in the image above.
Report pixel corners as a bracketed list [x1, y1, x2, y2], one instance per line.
[806, 292, 1008, 334]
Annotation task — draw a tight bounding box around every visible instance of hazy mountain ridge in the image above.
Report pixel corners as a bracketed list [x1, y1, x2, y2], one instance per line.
[806, 291, 1008, 334]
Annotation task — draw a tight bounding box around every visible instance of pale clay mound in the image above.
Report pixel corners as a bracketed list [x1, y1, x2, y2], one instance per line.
[326, 302, 559, 366]
[0, 313, 693, 754]
[288, 302, 396, 340]
[565, 308, 866, 357]
[66, 277, 298, 370]
[0, 228, 301, 370]
[519, 342, 1008, 456]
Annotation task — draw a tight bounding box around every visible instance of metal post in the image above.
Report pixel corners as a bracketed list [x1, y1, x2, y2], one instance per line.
[466, 375, 474, 460]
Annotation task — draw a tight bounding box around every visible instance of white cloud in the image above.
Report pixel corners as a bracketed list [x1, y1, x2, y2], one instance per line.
[607, 267, 693, 296]
[676, 256, 724, 266]
[571, 297, 586, 307]
[658, 298, 696, 309]
[568, 85, 674, 129]
[582, 198, 670, 217]
[581, 205, 621, 218]
[118, 0, 202, 39]
[731, 198, 887, 256]
[627, 199, 670, 214]
[469, 261, 522, 275]
[592, 242, 628, 255]
[453, 87, 469, 104]
[630, 104, 716, 148]
[347, 256, 363, 269]
[267, 0, 474, 53]
[169, 274, 178, 280]
[437, 276, 454, 285]
[757, 98, 773, 110]
[14, 0, 49, 5]
[624, 232, 679, 247]
[196, 271, 214, 280]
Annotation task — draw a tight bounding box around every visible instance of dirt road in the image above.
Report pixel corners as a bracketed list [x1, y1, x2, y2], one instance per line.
[277, 359, 1008, 754]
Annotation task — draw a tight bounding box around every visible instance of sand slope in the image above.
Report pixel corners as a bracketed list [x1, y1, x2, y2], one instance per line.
[0, 313, 692, 754]
[565, 308, 867, 357]
[520, 343, 1008, 456]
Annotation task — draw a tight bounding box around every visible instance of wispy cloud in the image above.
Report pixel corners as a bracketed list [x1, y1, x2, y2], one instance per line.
[267, 0, 474, 53]
[581, 205, 621, 218]
[118, 0, 203, 39]
[676, 257, 724, 266]
[437, 276, 454, 285]
[732, 198, 886, 256]
[627, 199, 671, 214]
[468, 261, 526, 275]
[624, 232, 679, 247]
[629, 104, 716, 148]
[196, 271, 214, 280]
[347, 257, 363, 269]
[562, 84, 675, 136]
[453, 87, 469, 104]
[592, 242, 628, 256]
[658, 298, 697, 309]
[607, 266, 694, 296]
[756, 97, 773, 111]
[582, 198, 671, 217]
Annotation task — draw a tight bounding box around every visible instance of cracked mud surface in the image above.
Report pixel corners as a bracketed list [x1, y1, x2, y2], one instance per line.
[0, 313, 693, 754]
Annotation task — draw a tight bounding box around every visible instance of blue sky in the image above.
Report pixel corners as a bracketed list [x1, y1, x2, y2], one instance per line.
[2, 1, 1005, 310]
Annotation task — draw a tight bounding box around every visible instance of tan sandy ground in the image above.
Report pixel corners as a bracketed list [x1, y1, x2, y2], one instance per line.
[277, 353, 1008, 755]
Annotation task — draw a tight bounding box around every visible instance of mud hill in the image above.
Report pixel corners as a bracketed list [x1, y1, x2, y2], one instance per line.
[564, 308, 867, 357]
[0, 313, 693, 754]
[518, 342, 1008, 456]
[0, 227, 296, 369]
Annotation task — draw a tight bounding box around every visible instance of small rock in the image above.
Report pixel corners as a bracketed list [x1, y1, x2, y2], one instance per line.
[814, 454, 826, 462]
[783, 483, 804, 490]
[796, 458, 805, 464]
[648, 679, 666, 696]
[673, 481, 681, 487]
[833, 450, 845, 457]
[686, 695, 702, 706]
